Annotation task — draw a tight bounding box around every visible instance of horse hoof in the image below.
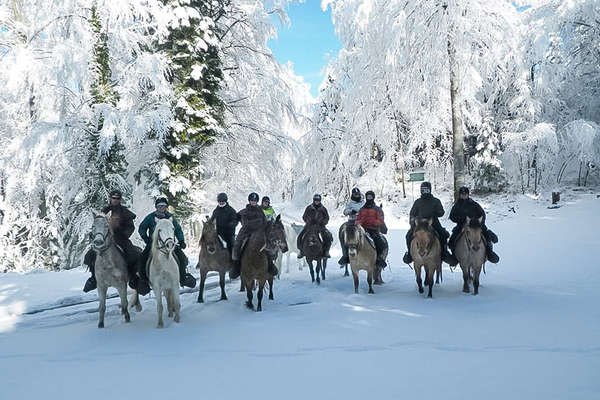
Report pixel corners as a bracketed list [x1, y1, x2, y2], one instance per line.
[98, 322, 104, 328]
[344, 272, 349, 277]
[269, 295, 274, 300]
[198, 298, 204, 303]
[246, 301, 254, 310]
[174, 314, 180, 323]
[463, 288, 469, 293]
[418, 288, 424, 294]
[221, 295, 228, 301]
[135, 304, 142, 312]
[256, 307, 262, 312]
[427, 294, 432, 298]
[124, 314, 131, 323]
[168, 312, 173, 318]
[368, 289, 374, 294]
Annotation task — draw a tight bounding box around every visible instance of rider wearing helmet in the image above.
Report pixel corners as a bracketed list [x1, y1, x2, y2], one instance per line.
[356, 190, 388, 268]
[211, 192, 238, 256]
[261, 196, 276, 222]
[297, 194, 333, 259]
[338, 187, 365, 265]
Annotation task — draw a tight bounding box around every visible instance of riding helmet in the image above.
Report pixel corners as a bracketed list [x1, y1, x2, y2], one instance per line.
[420, 181, 432, 195]
[351, 187, 361, 201]
[109, 189, 122, 199]
[313, 194, 322, 201]
[155, 197, 168, 207]
[248, 192, 259, 202]
[217, 192, 228, 202]
[459, 186, 470, 195]
[262, 196, 270, 204]
[365, 190, 375, 201]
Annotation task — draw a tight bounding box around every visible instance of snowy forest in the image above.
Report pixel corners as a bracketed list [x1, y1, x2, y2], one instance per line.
[0, 0, 599, 272]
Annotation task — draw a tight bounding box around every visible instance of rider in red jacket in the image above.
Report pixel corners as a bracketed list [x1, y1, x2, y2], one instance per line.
[356, 191, 387, 268]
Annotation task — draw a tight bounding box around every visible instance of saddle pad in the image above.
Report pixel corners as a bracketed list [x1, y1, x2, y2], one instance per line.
[364, 232, 376, 249]
[218, 235, 228, 248]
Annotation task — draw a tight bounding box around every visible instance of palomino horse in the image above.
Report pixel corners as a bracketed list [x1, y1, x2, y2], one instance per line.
[91, 212, 132, 328]
[241, 215, 288, 311]
[300, 224, 328, 284]
[197, 216, 232, 303]
[342, 222, 376, 294]
[410, 218, 442, 298]
[149, 218, 181, 327]
[455, 216, 486, 295]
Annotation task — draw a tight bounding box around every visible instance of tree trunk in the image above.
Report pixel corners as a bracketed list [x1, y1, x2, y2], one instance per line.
[448, 34, 465, 201]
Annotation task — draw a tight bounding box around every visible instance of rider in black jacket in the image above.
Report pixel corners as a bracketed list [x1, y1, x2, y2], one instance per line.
[211, 192, 238, 256]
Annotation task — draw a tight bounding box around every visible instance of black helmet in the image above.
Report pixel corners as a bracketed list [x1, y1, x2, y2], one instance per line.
[248, 192, 259, 202]
[155, 197, 168, 207]
[313, 194, 322, 201]
[351, 187, 360, 196]
[365, 190, 375, 201]
[459, 186, 470, 195]
[261, 196, 270, 203]
[109, 190, 122, 199]
[420, 181, 432, 195]
[217, 192, 228, 202]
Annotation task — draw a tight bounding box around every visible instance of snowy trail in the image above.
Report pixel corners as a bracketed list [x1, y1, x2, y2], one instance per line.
[1, 194, 599, 400]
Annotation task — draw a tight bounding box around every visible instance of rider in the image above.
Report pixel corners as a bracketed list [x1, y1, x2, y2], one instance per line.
[297, 194, 333, 259]
[338, 187, 364, 265]
[229, 192, 278, 279]
[211, 192, 238, 256]
[261, 196, 276, 222]
[83, 190, 140, 293]
[402, 181, 457, 266]
[356, 190, 388, 268]
[448, 186, 499, 263]
[136, 197, 196, 295]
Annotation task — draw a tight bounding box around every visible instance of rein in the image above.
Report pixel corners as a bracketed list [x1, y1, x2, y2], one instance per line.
[155, 229, 175, 254]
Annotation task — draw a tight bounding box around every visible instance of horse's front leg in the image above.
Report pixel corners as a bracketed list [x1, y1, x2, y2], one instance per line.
[367, 270, 374, 294]
[172, 288, 181, 323]
[219, 271, 227, 300]
[245, 281, 254, 310]
[461, 265, 470, 293]
[198, 270, 208, 303]
[344, 264, 349, 277]
[155, 285, 164, 328]
[352, 271, 359, 294]
[321, 258, 327, 280]
[257, 280, 265, 312]
[425, 267, 434, 298]
[415, 265, 424, 294]
[240, 279, 245, 292]
[315, 260, 321, 285]
[268, 276, 274, 300]
[472, 265, 482, 295]
[117, 284, 130, 323]
[97, 285, 108, 328]
[308, 260, 315, 282]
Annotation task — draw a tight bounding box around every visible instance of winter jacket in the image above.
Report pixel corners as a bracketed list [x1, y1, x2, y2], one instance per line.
[302, 204, 329, 227]
[237, 204, 266, 231]
[262, 206, 276, 222]
[356, 202, 384, 231]
[343, 199, 365, 221]
[211, 203, 238, 236]
[101, 204, 136, 245]
[138, 211, 185, 244]
[409, 193, 446, 233]
[449, 198, 486, 227]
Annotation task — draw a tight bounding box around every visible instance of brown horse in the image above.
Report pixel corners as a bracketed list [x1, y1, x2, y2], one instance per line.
[300, 224, 328, 284]
[342, 222, 376, 294]
[241, 215, 288, 311]
[410, 218, 442, 298]
[455, 216, 487, 295]
[196, 216, 232, 303]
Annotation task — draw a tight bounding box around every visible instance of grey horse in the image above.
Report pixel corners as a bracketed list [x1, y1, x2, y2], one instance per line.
[455, 216, 487, 295]
[197, 216, 232, 303]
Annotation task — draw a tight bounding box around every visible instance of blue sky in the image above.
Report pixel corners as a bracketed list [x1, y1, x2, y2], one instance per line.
[268, 1, 341, 98]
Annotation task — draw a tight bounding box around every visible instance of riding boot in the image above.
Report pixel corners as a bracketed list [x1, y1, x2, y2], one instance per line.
[403, 252, 413, 264]
[268, 259, 278, 276]
[296, 230, 305, 258]
[83, 250, 97, 293]
[441, 240, 458, 266]
[338, 247, 349, 266]
[486, 243, 500, 263]
[179, 265, 196, 288]
[136, 256, 151, 296]
[126, 262, 139, 291]
[376, 256, 387, 268]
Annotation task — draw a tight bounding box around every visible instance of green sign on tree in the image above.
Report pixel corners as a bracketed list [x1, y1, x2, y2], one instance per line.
[409, 172, 425, 182]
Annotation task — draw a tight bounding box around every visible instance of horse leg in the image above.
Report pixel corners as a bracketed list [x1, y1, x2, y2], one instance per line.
[367, 270, 374, 294]
[316, 260, 321, 285]
[166, 288, 174, 318]
[344, 264, 349, 277]
[353, 271, 359, 294]
[268, 276, 274, 300]
[245, 282, 254, 310]
[462, 266, 470, 293]
[257, 280, 265, 312]
[413, 265, 423, 294]
[197, 270, 207, 303]
[473, 266, 481, 296]
[173, 288, 181, 323]
[129, 290, 142, 312]
[308, 260, 315, 282]
[155, 285, 164, 328]
[435, 264, 442, 285]
[218, 271, 227, 300]
[426, 267, 434, 298]
[118, 284, 130, 323]
[321, 258, 327, 280]
[239, 279, 245, 292]
[97, 285, 108, 328]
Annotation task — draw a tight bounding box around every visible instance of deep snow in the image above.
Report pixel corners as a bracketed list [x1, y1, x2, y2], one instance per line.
[1, 192, 599, 400]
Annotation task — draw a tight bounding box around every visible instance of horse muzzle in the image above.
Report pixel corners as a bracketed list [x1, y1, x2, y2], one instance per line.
[207, 246, 216, 254]
[93, 239, 105, 248]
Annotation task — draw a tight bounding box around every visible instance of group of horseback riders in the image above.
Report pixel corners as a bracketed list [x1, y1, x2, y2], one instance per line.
[83, 182, 499, 294]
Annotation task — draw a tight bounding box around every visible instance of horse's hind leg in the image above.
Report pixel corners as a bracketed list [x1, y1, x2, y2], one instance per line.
[352, 271, 359, 294]
[129, 291, 142, 312]
[219, 271, 227, 300]
[308, 260, 315, 282]
[472, 266, 481, 296]
[155, 286, 164, 328]
[316, 260, 321, 285]
[98, 285, 108, 328]
[367, 271, 374, 294]
[257, 280, 265, 312]
[461, 266, 470, 293]
[172, 289, 181, 323]
[198, 270, 207, 303]
[415, 266, 424, 294]
[435, 264, 442, 284]
[321, 258, 327, 280]
[118, 284, 130, 323]
[268, 277, 274, 300]
[245, 282, 254, 310]
[344, 264, 349, 277]
[425, 268, 434, 298]
[240, 279, 245, 292]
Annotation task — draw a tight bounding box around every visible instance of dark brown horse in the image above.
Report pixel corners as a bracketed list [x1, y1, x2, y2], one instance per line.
[196, 216, 232, 303]
[241, 215, 288, 311]
[300, 224, 328, 284]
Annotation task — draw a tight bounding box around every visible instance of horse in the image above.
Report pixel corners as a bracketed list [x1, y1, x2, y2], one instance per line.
[410, 218, 442, 298]
[197, 216, 232, 303]
[90, 211, 132, 328]
[341, 222, 376, 294]
[241, 215, 288, 311]
[149, 218, 181, 327]
[455, 216, 487, 295]
[275, 222, 305, 276]
[300, 224, 328, 284]
[338, 223, 351, 277]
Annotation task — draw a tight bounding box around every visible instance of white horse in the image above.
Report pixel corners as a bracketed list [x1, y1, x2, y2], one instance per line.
[149, 218, 181, 328]
[275, 222, 305, 277]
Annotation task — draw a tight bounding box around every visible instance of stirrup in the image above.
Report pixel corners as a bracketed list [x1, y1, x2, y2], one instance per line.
[402, 252, 412, 264]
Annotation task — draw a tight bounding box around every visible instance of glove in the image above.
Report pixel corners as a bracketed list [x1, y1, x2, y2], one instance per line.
[143, 236, 151, 245]
[179, 240, 187, 249]
[351, 210, 357, 215]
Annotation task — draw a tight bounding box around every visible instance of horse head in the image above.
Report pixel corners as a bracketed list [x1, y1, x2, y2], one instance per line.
[154, 217, 176, 254]
[344, 221, 362, 257]
[414, 217, 435, 258]
[201, 216, 219, 255]
[91, 211, 112, 251]
[266, 214, 288, 253]
[464, 216, 484, 253]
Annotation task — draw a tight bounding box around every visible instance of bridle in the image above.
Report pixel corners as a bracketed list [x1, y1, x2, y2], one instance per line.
[92, 216, 112, 253]
[155, 228, 175, 254]
[414, 226, 434, 256]
[345, 225, 361, 253]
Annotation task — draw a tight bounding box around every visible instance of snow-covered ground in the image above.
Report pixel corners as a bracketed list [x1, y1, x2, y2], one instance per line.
[1, 192, 599, 399]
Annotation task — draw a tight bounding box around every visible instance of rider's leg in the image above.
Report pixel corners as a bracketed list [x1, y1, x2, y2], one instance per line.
[369, 230, 387, 268]
[230, 228, 249, 279]
[436, 227, 457, 266]
[135, 245, 152, 295]
[322, 229, 332, 258]
[296, 228, 306, 258]
[403, 230, 413, 264]
[83, 249, 97, 292]
[174, 246, 195, 288]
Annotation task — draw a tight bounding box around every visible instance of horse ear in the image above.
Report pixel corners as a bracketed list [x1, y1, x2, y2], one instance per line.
[154, 217, 160, 224]
[276, 214, 281, 222]
[427, 218, 433, 227]
[466, 216, 471, 225]
[478, 216, 483, 224]
[205, 215, 210, 222]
